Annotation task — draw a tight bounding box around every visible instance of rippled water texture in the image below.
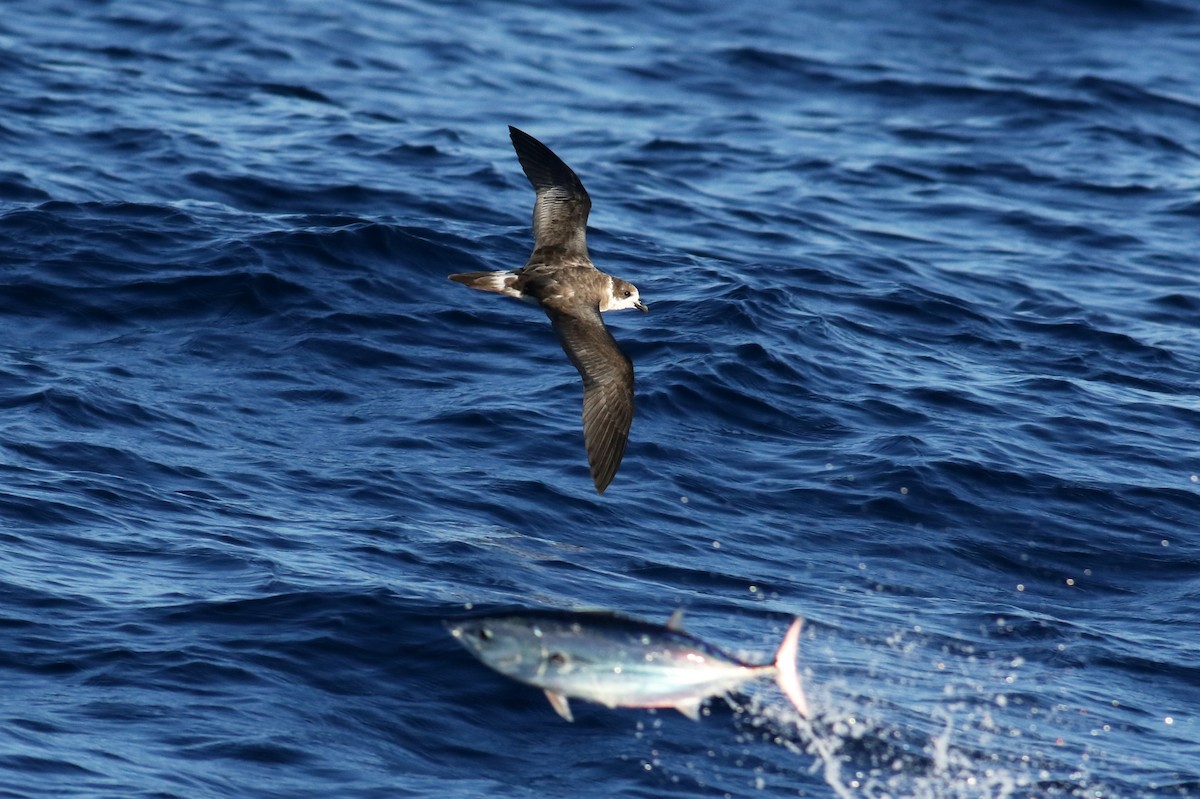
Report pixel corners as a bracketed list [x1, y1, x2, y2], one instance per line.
[2, 0, 1199, 797]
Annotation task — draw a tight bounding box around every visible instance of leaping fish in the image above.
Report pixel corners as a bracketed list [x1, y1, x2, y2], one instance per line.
[448, 127, 647, 494]
[445, 609, 810, 722]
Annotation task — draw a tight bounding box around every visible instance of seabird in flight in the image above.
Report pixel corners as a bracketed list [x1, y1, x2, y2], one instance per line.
[449, 126, 647, 494]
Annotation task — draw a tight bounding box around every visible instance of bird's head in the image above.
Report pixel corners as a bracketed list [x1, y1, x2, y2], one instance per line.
[605, 278, 648, 313]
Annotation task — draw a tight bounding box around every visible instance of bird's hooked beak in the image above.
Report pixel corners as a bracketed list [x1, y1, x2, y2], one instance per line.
[635, 301, 648, 312]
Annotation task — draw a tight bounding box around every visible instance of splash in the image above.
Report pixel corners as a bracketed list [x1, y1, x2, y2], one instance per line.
[738, 694, 1118, 799]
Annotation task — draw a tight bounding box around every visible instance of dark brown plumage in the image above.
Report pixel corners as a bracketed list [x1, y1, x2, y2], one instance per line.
[449, 127, 647, 493]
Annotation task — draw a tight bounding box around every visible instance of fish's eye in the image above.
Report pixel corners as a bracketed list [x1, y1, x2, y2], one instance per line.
[547, 652, 568, 667]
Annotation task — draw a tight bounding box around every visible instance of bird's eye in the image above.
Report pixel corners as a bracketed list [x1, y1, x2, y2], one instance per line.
[623, 290, 632, 297]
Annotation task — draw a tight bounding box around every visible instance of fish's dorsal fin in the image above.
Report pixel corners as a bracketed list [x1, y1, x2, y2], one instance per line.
[666, 608, 686, 631]
[674, 699, 703, 721]
[545, 689, 574, 722]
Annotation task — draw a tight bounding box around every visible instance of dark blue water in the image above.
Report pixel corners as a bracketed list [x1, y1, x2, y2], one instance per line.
[2, 0, 1199, 796]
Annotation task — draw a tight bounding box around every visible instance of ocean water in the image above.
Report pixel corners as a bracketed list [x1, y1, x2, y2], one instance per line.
[2, 0, 1199, 796]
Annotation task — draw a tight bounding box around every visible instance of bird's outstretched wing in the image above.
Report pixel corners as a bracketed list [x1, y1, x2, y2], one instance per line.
[543, 302, 634, 494]
[509, 126, 592, 264]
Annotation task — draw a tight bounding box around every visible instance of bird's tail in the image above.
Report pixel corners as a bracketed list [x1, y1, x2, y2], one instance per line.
[774, 618, 811, 719]
[448, 270, 520, 297]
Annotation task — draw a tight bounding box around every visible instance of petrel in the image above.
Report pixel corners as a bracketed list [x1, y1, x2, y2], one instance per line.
[449, 126, 647, 494]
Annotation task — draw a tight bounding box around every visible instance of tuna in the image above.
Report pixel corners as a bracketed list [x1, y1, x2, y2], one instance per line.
[445, 609, 810, 722]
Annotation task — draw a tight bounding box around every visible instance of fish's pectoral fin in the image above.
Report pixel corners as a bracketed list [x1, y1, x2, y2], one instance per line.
[545, 690, 574, 722]
[666, 608, 686, 631]
[674, 699, 703, 721]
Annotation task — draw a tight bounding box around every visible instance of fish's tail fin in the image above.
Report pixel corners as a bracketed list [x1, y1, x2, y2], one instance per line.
[774, 618, 811, 719]
[448, 270, 521, 298]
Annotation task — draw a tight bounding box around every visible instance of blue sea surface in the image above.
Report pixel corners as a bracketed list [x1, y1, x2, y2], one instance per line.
[2, 0, 1199, 796]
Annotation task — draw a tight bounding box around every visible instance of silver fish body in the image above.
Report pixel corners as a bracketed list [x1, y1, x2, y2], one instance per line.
[445, 609, 809, 722]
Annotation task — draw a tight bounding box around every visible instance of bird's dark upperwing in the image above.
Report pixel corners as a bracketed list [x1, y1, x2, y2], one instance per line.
[509, 126, 592, 264]
[543, 302, 634, 494]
